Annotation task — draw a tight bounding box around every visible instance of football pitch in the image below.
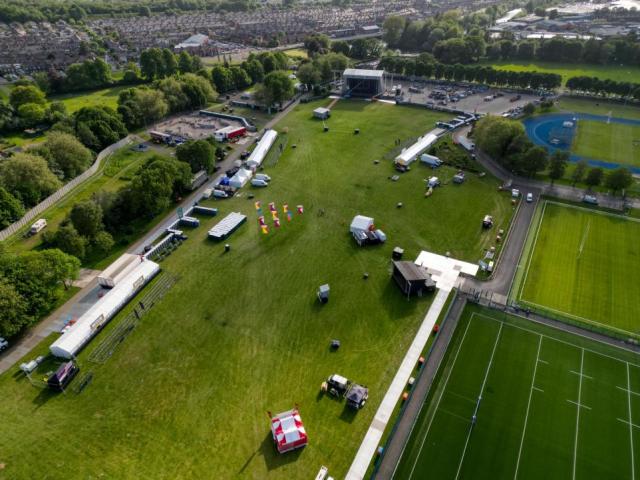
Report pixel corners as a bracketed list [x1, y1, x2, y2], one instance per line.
[393, 305, 640, 479]
[572, 119, 640, 167]
[517, 201, 640, 336]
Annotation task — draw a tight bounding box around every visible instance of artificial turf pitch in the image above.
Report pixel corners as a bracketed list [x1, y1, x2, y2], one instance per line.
[0, 100, 514, 479]
[393, 305, 640, 480]
[518, 201, 640, 336]
[572, 119, 640, 167]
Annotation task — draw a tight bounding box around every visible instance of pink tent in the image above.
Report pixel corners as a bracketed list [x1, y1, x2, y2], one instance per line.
[270, 408, 308, 453]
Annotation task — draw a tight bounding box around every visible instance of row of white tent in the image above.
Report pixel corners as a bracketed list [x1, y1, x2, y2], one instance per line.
[394, 129, 444, 167]
[227, 129, 278, 189]
[49, 259, 160, 359]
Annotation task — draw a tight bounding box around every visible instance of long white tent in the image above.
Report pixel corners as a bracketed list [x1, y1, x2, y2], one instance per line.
[246, 129, 277, 169]
[395, 131, 439, 166]
[50, 259, 160, 359]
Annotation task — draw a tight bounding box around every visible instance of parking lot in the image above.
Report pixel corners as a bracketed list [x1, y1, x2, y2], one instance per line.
[394, 81, 541, 117]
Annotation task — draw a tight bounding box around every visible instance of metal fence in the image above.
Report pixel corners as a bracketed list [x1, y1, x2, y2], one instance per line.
[87, 273, 177, 364]
[0, 135, 134, 241]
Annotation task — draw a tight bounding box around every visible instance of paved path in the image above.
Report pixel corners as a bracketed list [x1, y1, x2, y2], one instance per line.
[345, 288, 451, 480]
[453, 127, 638, 211]
[0, 101, 300, 375]
[373, 294, 468, 479]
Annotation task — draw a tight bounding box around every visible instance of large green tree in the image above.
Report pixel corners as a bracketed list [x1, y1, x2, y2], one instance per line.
[263, 71, 295, 106]
[176, 140, 215, 173]
[605, 167, 633, 195]
[36, 131, 93, 179]
[0, 153, 62, 206]
[70, 200, 103, 238]
[0, 187, 24, 229]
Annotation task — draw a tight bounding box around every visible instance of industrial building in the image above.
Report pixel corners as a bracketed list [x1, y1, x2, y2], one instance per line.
[342, 69, 384, 97]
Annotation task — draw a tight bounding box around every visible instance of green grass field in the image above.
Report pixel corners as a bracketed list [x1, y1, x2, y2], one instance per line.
[394, 304, 640, 479]
[517, 201, 640, 336]
[0, 100, 515, 479]
[49, 85, 127, 113]
[483, 60, 640, 86]
[558, 97, 640, 121]
[572, 119, 640, 167]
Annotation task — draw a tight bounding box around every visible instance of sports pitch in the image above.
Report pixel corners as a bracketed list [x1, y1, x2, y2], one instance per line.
[572, 119, 640, 168]
[516, 201, 640, 336]
[393, 305, 640, 479]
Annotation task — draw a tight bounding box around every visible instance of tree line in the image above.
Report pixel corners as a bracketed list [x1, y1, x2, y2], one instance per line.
[473, 115, 633, 192]
[565, 76, 640, 100]
[379, 54, 562, 90]
[486, 37, 640, 68]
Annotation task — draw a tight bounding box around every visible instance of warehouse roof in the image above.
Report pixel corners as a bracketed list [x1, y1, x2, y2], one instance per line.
[343, 68, 384, 79]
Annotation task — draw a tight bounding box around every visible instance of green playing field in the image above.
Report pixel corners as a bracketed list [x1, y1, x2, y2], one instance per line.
[518, 201, 640, 336]
[394, 305, 640, 479]
[572, 119, 640, 167]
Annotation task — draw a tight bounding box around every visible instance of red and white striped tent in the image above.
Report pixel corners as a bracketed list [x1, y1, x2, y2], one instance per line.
[270, 408, 308, 453]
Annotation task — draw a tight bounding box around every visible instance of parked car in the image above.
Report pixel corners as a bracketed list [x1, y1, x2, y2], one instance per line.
[251, 178, 268, 187]
[0, 337, 8, 351]
[511, 189, 520, 198]
[583, 194, 598, 205]
[254, 173, 271, 182]
[213, 189, 229, 198]
[526, 192, 534, 203]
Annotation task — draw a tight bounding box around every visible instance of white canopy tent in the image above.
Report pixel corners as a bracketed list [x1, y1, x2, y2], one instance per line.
[350, 215, 374, 234]
[246, 129, 278, 169]
[50, 260, 160, 359]
[395, 132, 439, 166]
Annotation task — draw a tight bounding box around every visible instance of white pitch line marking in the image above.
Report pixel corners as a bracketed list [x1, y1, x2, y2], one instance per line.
[514, 335, 543, 480]
[572, 349, 585, 480]
[626, 363, 636, 480]
[570, 370, 593, 380]
[537, 359, 549, 365]
[617, 386, 640, 397]
[617, 418, 640, 429]
[567, 399, 592, 410]
[407, 316, 474, 480]
[454, 322, 504, 480]
[532, 386, 544, 393]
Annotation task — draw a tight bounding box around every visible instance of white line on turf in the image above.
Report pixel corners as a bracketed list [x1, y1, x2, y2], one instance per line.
[617, 418, 640, 429]
[572, 349, 585, 480]
[532, 386, 544, 393]
[514, 335, 543, 480]
[567, 399, 591, 410]
[627, 363, 636, 480]
[577, 218, 591, 260]
[476, 312, 640, 367]
[617, 386, 640, 396]
[538, 359, 548, 364]
[406, 315, 474, 480]
[518, 200, 547, 301]
[454, 322, 504, 480]
[570, 370, 593, 380]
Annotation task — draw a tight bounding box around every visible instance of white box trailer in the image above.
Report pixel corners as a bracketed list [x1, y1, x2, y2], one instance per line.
[420, 153, 442, 167]
[97, 253, 141, 288]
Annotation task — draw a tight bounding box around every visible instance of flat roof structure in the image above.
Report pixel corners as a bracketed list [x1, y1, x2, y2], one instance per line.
[246, 129, 277, 169]
[208, 212, 247, 240]
[343, 68, 384, 79]
[395, 128, 445, 166]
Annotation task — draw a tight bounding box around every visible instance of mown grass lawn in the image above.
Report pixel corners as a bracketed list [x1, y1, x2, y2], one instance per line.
[49, 85, 127, 113]
[0, 100, 514, 479]
[572, 119, 640, 167]
[519, 201, 640, 335]
[395, 304, 640, 479]
[483, 60, 640, 86]
[558, 96, 640, 121]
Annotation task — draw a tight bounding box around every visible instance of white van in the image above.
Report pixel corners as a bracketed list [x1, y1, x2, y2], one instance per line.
[29, 218, 47, 235]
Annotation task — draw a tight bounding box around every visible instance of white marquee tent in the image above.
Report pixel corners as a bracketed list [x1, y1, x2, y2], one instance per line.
[50, 259, 160, 359]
